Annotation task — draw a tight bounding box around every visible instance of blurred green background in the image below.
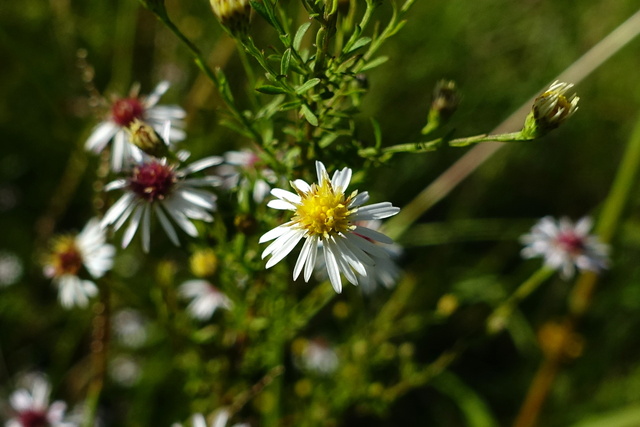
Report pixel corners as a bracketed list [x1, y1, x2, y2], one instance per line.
[2, 0, 640, 425]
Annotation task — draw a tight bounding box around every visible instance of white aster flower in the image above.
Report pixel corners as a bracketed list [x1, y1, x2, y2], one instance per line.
[101, 155, 223, 252]
[174, 410, 249, 427]
[178, 280, 232, 320]
[520, 216, 609, 279]
[43, 218, 115, 309]
[85, 81, 186, 172]
[259, 161, 400, 293]
[296, 338, 339, 375]
[0, 251, 23, 287]
[111, 309, 148, 348]
[6, 374, 75, 427]
[217, 150, 278, 203]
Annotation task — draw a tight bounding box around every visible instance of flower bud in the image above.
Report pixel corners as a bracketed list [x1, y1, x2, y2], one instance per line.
[521, 81, 579, 139]
[421, 79, 459, 135]
[210, 0, 251, 37]
[126, 119, 169, 159]
[190, 248, 219, 278]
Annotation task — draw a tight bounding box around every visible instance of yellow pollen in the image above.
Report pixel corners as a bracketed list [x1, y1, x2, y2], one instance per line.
[293, 177, 355, 238]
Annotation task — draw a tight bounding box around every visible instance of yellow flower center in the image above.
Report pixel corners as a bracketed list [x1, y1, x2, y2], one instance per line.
[293, 177, 355, 238]
[48, 236, 83, 277]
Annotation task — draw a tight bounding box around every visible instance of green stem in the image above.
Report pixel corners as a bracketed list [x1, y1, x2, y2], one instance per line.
[486, 267, 555, 334]
[144, 4, 263, 145]
[595, 113, 640, 242]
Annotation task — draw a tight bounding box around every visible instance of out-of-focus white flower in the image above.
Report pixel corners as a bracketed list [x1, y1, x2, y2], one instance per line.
[174, 410, 249, 427]
[0, 251, 23, 287]
[43, 218, 115, 309]
[295, 338, 338, 375]
[520, 216, 609, 279]
[101, 155, 222, 252]
[216, 150, 277, 203]
[178, 280, 232, 320]
[111, 309, 148, 348]
[6, 374, 76, 427]
[108, 355, 141, 388]
[260, 161, 400, 293]
[85, 81, 186, 172]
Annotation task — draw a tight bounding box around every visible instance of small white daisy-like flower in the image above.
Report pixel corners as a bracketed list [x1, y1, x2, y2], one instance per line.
[85, 81, 186, 171]
[178, 280, 232, 320]
[0, 251, 23, 287]
[259, 161, 400, 293]
[43, 218, 115, 309]
[520, 216, 609, 279]
[217, 150, 277, 203]
[111, 309, 148, 348]
[174, 411, 249, 427]
[297, 338, 338, 375]
[6, 374, 76, 427]
[101, 155, 222, 252]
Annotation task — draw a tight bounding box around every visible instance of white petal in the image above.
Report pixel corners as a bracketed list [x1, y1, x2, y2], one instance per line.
[315, 161, 328, 183]
[180, 156, 224, 175]
[122, 205, 144, 248]
[322, 244, 342, 293]
[86, 121, 118, 153]
[155, 205, 180, 246]
[331, 167, 352, 193]
[263, 229, 305, 268]
[267, 199, 298, 211]
[145, 81, 170, 107]
[352, 225, 394, 244]
[348, 191, 370, 208]
[293, 236, 315, 280]
[259, 223, 294, 243]
[351, 202, 400, 220]
[291, 179, 311, 194]
[163, 202, 199, 237]
[271, 188, 301, 205]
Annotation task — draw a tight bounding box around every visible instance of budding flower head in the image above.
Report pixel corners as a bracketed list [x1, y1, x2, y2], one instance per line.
[126, 119, 170, 159]
[210, 0, 251, 37]
[421, 79, 459, 135]
[521, 81, 579, 139]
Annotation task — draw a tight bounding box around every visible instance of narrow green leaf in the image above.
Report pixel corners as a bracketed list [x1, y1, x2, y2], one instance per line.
[361, 56, 389, 71]
[281, 49, 292, 76]
[256, 85, 289, 95]
[293, 21, 312, 51]
[370, 117, 382, 149]
[279, 100, 302, 111]
[249, 1, 274, 27]
[295, 78, 321, 94]
[345, 36, 372, 54]
[300, 104, 318, 126]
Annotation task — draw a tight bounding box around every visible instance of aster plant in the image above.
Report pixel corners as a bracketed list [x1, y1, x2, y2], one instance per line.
[11, 0, 640, 427]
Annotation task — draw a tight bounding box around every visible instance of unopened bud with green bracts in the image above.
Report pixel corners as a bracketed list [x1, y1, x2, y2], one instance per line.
[421, 79, 460, 135]
[210, 0, 251, 37]
[521, 81, 579, 139]
[126, 119, 170, 159]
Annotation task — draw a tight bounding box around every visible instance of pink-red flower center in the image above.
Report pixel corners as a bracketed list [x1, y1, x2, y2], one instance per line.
[129, 161, 176, 202]
[18, 409, 50, 427]
[111, 98, 145, 127]
[556, 232, 585, 255]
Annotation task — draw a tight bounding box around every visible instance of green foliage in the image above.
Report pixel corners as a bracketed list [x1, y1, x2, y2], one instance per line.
[2, 0, 640, 426]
